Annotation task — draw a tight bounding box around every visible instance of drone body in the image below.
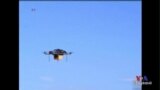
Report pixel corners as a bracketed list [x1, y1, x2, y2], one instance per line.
[44, 49, 72, 61]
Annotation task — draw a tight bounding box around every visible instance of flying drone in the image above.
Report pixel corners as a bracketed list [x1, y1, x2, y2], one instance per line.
[43, 49, 72, 61]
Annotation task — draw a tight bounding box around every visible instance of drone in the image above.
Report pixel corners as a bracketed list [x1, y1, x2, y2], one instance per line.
[43, 49, 72, 61]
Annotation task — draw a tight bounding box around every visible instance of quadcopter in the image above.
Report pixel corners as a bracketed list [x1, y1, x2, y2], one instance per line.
[43, 49, 72, 61]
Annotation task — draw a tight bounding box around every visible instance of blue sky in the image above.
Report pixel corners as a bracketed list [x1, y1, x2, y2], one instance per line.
[19, 1, 141, 90]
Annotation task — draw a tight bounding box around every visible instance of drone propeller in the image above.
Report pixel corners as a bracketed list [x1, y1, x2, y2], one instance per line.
[43, 51, 49, 55]
[65, 52, 73, 62]
[43, 51, 51, 62]
[67, 52, 72, 55]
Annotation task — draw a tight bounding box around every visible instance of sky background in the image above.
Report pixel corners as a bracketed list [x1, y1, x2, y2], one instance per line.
[19, 1, 141, 90]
